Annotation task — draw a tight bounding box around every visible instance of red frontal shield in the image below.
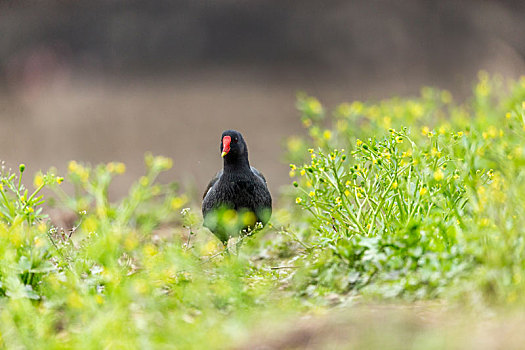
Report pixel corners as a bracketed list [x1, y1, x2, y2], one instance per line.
[221, 136, 231, 157]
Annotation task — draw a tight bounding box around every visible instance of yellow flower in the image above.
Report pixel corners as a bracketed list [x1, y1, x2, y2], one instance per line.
[69, 160, 89, 182]
[68, 160, 79, 173]
[457, 131, 464, 137]
[300, 169, 306, 176]
[344, 190, 350, 196]
[419, 187, 428, 196]
[395, 136, 403, 143]
[33, 173, 44, 188]
[307, 97, 323, 114]
[287, 137, 302, 153]
[356, 139, 363, 147]
[335, 197, 342, 205]
[308, 148, 314, 153]
[309, 191, 315, 197]
[295, 197, 302, 204]
[115, 162, 126, 174]
[421, 126, 430, 136]
[433, 169, 444, 181]
[302, 118, 312, 128]
[171, 195, 188, 210]
[106, 162, 115, 172]
[289, 170, 296, 178]
[139, 176, 149, 187]
[323, 130, 332, 140]
[290, 164, 296, 170]
[488, 126, 498, 138]
[351, 101, 364, 114]
[143, 244, 157, 257]
[506, 112, 512, 119]
[156, 156, 173, 170]
[392, 181, 398, 189]
[95, 295, 104, 305]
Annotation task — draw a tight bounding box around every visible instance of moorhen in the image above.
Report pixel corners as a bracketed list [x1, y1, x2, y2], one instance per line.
[202, 130, 272, 244]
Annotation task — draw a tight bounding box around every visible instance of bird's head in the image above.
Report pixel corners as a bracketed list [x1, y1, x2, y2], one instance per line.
[220, 130, 248, 161]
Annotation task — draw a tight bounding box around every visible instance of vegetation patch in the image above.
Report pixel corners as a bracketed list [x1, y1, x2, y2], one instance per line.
[0, 73, 524, 348]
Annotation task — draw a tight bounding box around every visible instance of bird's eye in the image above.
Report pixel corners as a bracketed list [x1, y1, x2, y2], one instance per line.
[233, 137, 239, 143]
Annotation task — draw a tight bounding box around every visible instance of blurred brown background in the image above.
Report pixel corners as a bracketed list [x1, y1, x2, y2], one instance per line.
[0, 0, 524, 196]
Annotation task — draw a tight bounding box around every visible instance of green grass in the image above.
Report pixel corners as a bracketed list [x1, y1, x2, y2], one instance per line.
[1, 72, 525, 348]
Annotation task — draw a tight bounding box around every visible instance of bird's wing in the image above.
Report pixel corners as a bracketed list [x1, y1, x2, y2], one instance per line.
[251, 166, 267, 184]
[203, 170, 223, 199]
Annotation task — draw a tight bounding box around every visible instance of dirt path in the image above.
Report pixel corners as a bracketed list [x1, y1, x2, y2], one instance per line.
[235, 303, 525, 350]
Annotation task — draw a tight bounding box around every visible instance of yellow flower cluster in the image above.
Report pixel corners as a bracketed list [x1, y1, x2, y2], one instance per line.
[289, 164, 296, 177]
[106, 162, 126, 175]
[481, 126, 501, 140]
[68, 160, 90, 182]
[306, 97, 323, 115]
[171, 195, 188, 210]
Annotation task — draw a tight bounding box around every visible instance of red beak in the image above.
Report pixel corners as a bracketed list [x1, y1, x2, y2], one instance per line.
[221, 136, 231, 157]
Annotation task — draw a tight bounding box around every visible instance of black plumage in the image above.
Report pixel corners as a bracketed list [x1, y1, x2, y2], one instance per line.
[202, 130, 272, 243]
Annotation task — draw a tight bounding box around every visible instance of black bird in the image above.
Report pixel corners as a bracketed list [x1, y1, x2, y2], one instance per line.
[202, 130, 272, 244]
